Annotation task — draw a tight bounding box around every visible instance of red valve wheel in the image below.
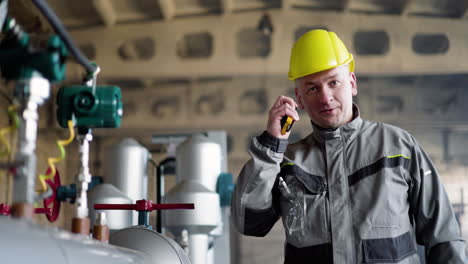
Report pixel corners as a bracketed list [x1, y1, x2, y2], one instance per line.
[0, 203, 11, 216]
[43, 168, 61, 222]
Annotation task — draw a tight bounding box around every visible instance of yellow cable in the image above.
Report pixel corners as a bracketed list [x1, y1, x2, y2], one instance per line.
[37, 120, 75, 192]
[0, 105, 19, 158]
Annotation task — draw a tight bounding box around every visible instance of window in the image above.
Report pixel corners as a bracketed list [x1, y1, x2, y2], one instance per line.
[412, 33, 449, 55]
[176, 32, 213, 58]
[353, 30, 389, 55]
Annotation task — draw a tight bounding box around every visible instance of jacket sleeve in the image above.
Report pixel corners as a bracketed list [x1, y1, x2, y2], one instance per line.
[231, 131, 287, 237]
[408, 138, 467, 263]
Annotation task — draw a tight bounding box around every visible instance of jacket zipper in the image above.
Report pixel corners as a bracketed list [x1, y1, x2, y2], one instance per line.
[325, 191, 331, 242]
[342, 138, 356, 264]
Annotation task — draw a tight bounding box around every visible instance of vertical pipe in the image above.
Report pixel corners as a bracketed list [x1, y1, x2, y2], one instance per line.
[73, 131, 93, 234]
[93, 212, 109, 242]
[72, 217, 90, 235]
[138, 210, 149, 226]
[75, 132, 92, 219]
[12, 70, 50, 218]
[155, 157, 175, 233]
[155, 161, 162, 233]
[188, 234, 209, 264]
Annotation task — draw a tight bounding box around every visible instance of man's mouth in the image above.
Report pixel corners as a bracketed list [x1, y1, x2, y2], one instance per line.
[320, 108, 335, 114]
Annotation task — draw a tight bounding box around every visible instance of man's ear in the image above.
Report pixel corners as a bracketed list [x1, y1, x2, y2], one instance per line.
[295, 87, 304, 110]
[350, 72, 357, 96]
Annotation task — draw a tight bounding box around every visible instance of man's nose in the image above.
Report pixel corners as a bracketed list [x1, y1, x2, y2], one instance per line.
[318, 87, 333, 104]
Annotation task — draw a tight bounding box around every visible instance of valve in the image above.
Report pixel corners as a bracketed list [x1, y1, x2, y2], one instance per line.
[0, 203, 51, 216]
[42, 168, 61, 222]
[94, 199, 194, 228]
[1, 168, 59, 219]
[56, 176, 103, 204]
[0, 203, 10, 216]
[0, 17, 67, 82]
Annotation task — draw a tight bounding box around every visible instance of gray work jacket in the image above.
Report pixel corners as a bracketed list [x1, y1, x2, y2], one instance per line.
[231, 106, 466, 264]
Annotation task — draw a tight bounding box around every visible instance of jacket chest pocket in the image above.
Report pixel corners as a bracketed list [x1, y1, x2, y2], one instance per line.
[278, 165, 330, 246]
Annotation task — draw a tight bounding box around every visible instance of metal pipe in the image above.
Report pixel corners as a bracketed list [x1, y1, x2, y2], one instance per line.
[0, 159, 25, 169]
[75, 131, 92, 219]
[72, 216, 91, 235]
[93, 212, 109, 243]
[188, 234, 209, 264]
[155, 157, 175, 233]
[12, 70, 50, 218]
[72, 131, 93, 234]
[138, 210, 149, 226]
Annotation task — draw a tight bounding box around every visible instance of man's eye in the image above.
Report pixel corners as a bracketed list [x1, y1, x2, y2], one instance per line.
[330, 80, 339, 87]
[307, 87, 317, 92]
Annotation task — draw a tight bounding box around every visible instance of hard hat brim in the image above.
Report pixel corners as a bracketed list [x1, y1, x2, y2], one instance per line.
[288, 56, 354, 81]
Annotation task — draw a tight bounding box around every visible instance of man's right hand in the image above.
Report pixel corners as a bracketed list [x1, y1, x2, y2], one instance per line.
[267, 96, 300, 139]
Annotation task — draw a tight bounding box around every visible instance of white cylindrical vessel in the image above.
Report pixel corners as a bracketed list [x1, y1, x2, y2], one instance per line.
[176, 134, 222, 191]
[110, 226, 191, 264]
[88, 183, 133, 230]
[163, 180, 221, 235]
[0, 217, 153, 264]
[165, 134, 224, 264]
[104, 138, 150, 225]
[104, 138, 150, 201]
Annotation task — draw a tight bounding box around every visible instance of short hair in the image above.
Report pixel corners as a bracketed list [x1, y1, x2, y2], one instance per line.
[294, 64, 351, 87]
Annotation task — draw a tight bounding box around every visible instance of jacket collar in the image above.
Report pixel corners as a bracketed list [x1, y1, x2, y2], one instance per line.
[310, 103, 362, 144]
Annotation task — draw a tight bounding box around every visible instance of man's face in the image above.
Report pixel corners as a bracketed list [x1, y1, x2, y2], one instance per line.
[295, 65, 357, 129]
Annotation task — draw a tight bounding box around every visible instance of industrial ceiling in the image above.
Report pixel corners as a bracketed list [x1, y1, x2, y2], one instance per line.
[8, 0, 468, 79]
[15, 0, 468, 28]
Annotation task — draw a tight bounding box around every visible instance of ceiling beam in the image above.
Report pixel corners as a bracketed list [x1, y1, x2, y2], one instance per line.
[400, 0, 412, 16]
[221, 0, 234, 14]
[234, 2, 271, 11]
[92, 0, 117, 27]
[462, 2, 468, 18]
[342, 0, 351, 11]
[157, 0, 176, 20]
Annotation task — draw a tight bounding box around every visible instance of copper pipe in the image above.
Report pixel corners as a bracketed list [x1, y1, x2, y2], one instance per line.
[72, 217, 90, 235]
[92, 212, 109, 242]
[93, 224, 109, 243]
[11, 202, 34, 219]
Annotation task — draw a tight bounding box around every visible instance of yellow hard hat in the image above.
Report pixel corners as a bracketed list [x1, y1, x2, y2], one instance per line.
[288, 29, 354, 80]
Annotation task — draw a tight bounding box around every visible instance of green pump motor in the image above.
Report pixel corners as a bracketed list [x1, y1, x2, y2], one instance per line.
[56, 85, 123, 129]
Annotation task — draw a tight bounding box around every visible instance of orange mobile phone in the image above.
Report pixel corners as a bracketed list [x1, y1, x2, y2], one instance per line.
[280, 115, 294, 135]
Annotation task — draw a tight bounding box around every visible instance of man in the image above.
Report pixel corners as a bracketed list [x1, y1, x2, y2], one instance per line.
[231, 29, 467, 263]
